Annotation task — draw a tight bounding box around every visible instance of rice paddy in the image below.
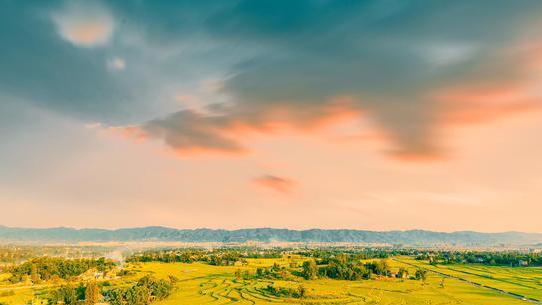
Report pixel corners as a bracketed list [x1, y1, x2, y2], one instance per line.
[2, 256, 541, 305]
[128, 258, 542, 305]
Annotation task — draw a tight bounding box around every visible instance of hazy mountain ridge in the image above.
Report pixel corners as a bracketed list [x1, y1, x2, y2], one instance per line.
[0, 226, 541, 246]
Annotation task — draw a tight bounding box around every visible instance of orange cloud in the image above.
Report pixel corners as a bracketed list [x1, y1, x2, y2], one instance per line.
[113, 37, 542, 163]
[63, 22, 112, 46]
[116, 99, 365, 156]
[110, 125, 147, 142]
[388, 149, 447, 163]
[52, 2, 114, 47]
[252, 175, 296, 194]
[435, 85, 542, 126]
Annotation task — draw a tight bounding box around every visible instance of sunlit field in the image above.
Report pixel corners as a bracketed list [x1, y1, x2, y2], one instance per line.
[398, 257, 542, 302]
[128, 259, 541, 305]
[2, 255, 542, 305]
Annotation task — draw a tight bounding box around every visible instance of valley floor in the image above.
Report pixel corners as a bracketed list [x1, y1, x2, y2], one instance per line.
[2, 257, 542, 305]
[132, 258, 542, 305]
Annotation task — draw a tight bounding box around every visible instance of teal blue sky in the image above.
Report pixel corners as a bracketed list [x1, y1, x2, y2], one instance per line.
[1, 1, 542, 231]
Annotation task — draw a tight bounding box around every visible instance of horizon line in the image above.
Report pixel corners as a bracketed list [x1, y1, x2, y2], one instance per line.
[1, 225, 540, 235]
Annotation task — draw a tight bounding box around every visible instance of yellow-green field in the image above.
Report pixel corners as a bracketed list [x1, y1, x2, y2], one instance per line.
[396, 257, 542, 302]
[2, 257, 542, 305]
[124, 257, 542, 305]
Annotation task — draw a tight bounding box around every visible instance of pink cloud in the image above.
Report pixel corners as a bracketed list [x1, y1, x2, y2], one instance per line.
[253, 175, 296, 194]
[114, 37, 542, 162]
[116, 99, 364, 157]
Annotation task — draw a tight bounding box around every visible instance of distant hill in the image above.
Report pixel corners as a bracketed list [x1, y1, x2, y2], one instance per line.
[0, 226, 541, 246]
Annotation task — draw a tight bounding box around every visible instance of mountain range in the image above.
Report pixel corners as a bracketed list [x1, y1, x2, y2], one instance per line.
[1, 226, 542, 246]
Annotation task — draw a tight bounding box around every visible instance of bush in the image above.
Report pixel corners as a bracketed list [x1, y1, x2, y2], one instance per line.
[104, 275, 175, 305]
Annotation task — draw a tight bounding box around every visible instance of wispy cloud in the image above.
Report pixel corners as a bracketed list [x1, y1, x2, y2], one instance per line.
[120, 100, 360, 156]
[3, 0, 542, 162]
[253, 175, 296, 194]
[107, 57, 126, 71]
[52, 1, 114, 47]
[110, 1, 542, 161]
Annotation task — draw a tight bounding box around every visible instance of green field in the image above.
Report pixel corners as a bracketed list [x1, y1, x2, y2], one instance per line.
[2, 257, 542, 305]
[397, 257, 542, 302]
[121, 258, 542, 305]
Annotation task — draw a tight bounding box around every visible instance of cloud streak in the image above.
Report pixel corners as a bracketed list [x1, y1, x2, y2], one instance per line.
[124, 99, 362, 156]
[253, 175, 296, 194]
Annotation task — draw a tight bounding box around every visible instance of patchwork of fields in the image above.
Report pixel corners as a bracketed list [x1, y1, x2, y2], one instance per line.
[397, 257, 542, 302]
[2, 257, 542, 305]
[131, 258, 541, 305]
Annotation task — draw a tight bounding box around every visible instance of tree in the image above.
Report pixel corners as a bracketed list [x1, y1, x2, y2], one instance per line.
[9, 257, 114, 283]
[167, 275, 179, 284]
[105, 275, 174, 305]
[125, 285, 150, 305]
[85, 281, 101, 305]
[151, 279, 173, 300]
[56, 285, 77, 305]
[301, 260, 318, 280]
[76, 283, 86, 301]
[30, 264, 40, 284]
[296, 285, 307, 298]
[396, 267, 409, 279]
[106, 289, 126, 305]
[374, 260, 391, 276]
[415, 269, 427, 282]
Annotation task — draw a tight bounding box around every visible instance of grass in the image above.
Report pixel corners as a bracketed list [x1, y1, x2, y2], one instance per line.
[396, 257, 542, 302]
[128, 258, 539, 305]
[2, 257, 541, 305]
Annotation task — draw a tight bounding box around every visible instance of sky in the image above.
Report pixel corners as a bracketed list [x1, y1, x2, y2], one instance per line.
[1, 0, 542, 232]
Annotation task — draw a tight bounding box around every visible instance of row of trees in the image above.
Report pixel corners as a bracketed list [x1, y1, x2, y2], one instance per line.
[8, 257, 114, 283]
[127, 248, 283, 265]
[207, 253, 242, 266]
[0, 246, 116, 265]
[49, 281, 102, 305]
[128, 248, 542, 270]
[311, 255, 390, 280]
[104, 275, 177, 305]
[128, 249, 242, 266]
[416, 251, 542, 267]
[301, 256, 427, 282]
[48, 275, 176, 305]
[263, 284, 307, 298]
[235, 263, 290, 280]
[126, 250, 204, 264]
[298, 248, 391, 262]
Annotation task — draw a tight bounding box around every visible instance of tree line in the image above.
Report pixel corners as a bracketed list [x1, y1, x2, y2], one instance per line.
[416, 251, 542, 267]
[0, 246, 115, 265]
[127, 248, 283, 266]
[104, 275, 177, 305]
[48, 275, 176, 305]
[7, 257, 114, 283]
[301, 255, 427, 282]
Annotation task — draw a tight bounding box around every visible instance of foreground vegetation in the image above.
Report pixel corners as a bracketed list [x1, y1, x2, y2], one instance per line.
[1, 247, 541, 305]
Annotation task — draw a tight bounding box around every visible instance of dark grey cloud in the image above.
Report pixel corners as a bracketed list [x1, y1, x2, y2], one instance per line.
[2, 0, 542, 157]
[128, 0, 542, 157]
[140, 109, 246, 154]
[0, 1, 228, 123]
[0, 1, 137, 122]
